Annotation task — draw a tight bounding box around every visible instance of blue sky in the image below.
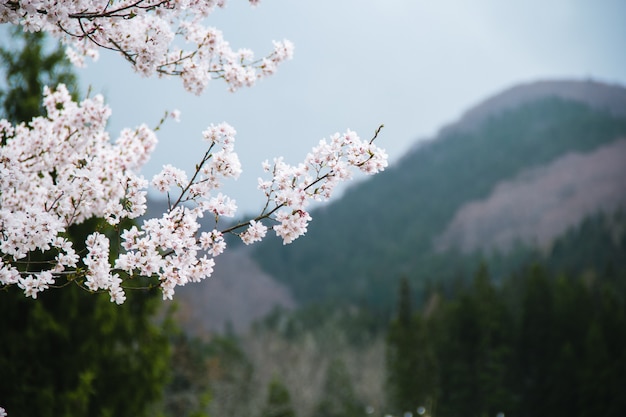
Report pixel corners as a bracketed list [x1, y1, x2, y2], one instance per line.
[73, 0, 626, 214]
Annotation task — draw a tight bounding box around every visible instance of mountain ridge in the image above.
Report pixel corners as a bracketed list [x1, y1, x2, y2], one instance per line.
[439, 78, 626, 136]
[161, 78, 626, 332]
[252, 78, 626, 308]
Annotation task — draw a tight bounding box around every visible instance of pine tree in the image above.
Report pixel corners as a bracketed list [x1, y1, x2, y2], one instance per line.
[516, 265, 556, 416]
[385, 277, 424, 414]
[435, 264, 515, 417]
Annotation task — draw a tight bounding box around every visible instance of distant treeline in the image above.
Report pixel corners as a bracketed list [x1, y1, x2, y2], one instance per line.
[386, 263, 626, 417]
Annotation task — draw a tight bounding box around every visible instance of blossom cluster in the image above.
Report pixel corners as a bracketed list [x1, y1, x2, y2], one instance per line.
[0, 0, 294, 94]
[0, 86, 387, 303]
[255, 128, 388, 244]
[0, 84, 155, 302]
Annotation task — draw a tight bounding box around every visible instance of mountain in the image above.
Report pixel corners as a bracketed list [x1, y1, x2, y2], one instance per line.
[251, 79, 626, 309]
[152, 78, 626, 332]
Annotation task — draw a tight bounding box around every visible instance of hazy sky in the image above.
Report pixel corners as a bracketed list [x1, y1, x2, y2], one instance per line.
[74, 0, 626, 214]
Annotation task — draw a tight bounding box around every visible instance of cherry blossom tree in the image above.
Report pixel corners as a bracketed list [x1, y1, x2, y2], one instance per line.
[0, 29, 171, 417]
[0, 0, 387, 304]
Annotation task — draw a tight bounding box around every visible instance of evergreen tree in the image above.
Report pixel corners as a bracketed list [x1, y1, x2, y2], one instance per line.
[385, 277, 424, 414]
[434, 265, 515, 417]
[516, 266, 557, 416]
[0, 282, 171, 417]
[592, 283, 626, 417]
[470, 264, 515, 415]
[0, 28, 171, 417]
[435, 285, 481, 416]
[0, 26, 78, 123]
[260, 376, 296, 417]
[382, 264, 626, 417]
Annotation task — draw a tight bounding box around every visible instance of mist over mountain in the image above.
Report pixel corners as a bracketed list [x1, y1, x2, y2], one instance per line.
[252, 78, 626, 310]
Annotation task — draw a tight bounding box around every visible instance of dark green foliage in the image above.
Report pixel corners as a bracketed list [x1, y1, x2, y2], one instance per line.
[385, 264, 626, 417]
[0, 26, 78, 123]
[548, 210, 626, 278]
[436, 265, 515, 417]
[260, 377, 296, 417]
[0, 285, 171, 417]
[252, 95, 626, 309]
[385, 277, 428, 413]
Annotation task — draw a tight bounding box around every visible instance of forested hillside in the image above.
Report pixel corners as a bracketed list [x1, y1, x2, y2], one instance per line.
[252, 80, 626, 309]
[384, 264, 626, 417]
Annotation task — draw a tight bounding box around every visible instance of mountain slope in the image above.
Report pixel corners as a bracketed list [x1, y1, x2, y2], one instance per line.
[435, 137, 626, 253]
[252, 79, 626, 308]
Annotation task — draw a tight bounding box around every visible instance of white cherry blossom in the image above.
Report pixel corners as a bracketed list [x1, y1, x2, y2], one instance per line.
[0, 0, 294, 94]
[0, 2, 387, 302]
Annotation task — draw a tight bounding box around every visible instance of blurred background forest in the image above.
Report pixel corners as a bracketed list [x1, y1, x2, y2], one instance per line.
[1, 26, 626, 417]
